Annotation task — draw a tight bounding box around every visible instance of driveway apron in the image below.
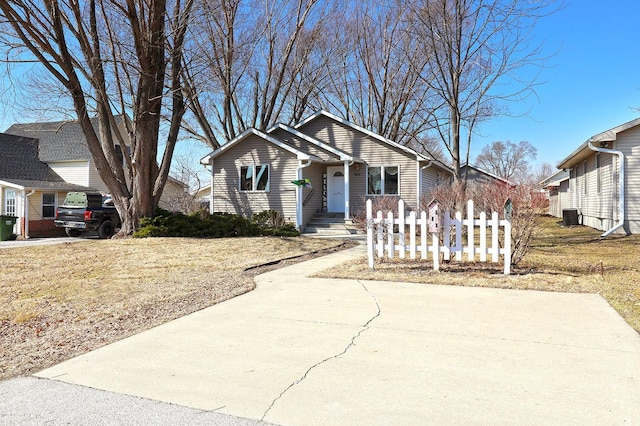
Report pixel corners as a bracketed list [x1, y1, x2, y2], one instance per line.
[35, 245, 640, 425]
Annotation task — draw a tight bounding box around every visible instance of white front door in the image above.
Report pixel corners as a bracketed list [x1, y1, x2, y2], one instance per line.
[327, 166, 345, 212]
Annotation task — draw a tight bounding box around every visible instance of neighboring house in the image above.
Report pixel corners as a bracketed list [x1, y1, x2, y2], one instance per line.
[2, 116, 190, 238]
[460, 163, 514, 188]
[540, 169, 570, 218]
[6, 115, 130, 193]
[200, 110, 453, 230]
[556, 117, 640, 236]
[158, 176, 190, 212]
[0, 133, 89, 238]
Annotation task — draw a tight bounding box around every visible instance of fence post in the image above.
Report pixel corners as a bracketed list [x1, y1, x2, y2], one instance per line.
[491, 211, 499, 263]
[409, 211, 416, 259]
[387, 210, 394, 258]
[398, 200, 405, 259]
[467, 200, 475, 262]
[377, 210, 384, 258]
[420, 211, 427, 260]
[503, 220, 512, 275]
[366, 199, 374, 269]
[479, 211, 487, 262]
[443, 212, 451, 261]
[455, 211, 462, 261]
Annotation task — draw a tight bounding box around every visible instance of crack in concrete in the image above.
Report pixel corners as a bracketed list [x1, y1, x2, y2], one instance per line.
[260, 280, 381, 422]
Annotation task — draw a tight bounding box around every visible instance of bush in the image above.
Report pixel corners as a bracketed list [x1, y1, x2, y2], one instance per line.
[133, 209, 300, 238]
[425, 181, 545, 266]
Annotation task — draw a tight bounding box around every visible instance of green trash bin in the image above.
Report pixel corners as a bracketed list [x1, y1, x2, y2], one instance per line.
[0, 215, 17, 241]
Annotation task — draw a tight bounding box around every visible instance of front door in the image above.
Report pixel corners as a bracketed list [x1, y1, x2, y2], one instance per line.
[327, 166, 345, 212]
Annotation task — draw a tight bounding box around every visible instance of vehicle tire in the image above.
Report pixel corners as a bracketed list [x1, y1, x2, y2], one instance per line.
[65, 228, 82, 238]
[98, 220, 115, 239]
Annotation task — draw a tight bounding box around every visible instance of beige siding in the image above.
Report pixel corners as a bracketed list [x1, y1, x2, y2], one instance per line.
[25, 190, 66, 221]
[212, 134, 298, 223]
[549, 180, 570, 218]
[298, 115, 418, 214]
[567, 125, 640, 234]
[270, 128, 339, 162]
[615, 126, 640, 233]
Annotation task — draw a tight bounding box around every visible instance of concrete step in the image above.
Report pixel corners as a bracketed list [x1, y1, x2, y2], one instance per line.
[303, 226, 358, 235]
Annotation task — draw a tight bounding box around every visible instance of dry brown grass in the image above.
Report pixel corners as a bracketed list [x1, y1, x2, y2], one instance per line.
[0, 236, 347, 380]
[316, 216, 640, 333]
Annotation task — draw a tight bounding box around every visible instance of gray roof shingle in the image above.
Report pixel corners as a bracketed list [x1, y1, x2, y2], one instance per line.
[0, 133, 89, 191]
[5, 119, 92, 162]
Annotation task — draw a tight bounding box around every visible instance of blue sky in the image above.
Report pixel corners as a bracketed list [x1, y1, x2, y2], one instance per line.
[2, 1, 638, 174]
[472, 0, 640, 167]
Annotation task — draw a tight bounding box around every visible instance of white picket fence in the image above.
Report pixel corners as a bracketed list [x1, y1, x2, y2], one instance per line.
[366, 199, 512, 275]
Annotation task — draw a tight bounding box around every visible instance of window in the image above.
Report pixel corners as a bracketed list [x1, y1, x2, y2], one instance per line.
[596, 153, 601, 194]
[42, 193, 56, 218]
[4, 189, 16, 216]
[240, 164, 270, 192]
[367, 165, 399, 195]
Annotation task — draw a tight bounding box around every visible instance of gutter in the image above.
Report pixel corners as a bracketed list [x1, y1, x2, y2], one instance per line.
[587, 139, 625, 237]
[25, 190, 35, 238]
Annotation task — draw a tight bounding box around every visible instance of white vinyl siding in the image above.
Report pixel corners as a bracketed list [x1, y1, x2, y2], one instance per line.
[49, 161, 91, 187]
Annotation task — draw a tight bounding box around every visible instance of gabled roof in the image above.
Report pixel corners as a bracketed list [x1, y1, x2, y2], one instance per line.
[0, 133, 89, 191]
[557, 117, 640, 169]
[200, 128, 320, 164]
[5, 115, 128, 162]
[294, 110, 432, 162]
[540, 169, 570, 188]
[266, 123, 362, 162]
[461, 163, 514, 186]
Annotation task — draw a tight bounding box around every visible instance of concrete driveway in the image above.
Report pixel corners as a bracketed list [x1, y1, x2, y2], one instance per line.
[12, 246, 640, 424]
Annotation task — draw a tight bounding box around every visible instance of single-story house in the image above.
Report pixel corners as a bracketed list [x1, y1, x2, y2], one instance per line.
[200, 110, 453, 230]
[0, 133, 90, 238]
[540, 169, 570, 218]
[556, 117, 640, 236]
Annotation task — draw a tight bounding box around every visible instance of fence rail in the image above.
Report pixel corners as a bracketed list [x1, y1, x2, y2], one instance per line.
[366, 199, 512, 275]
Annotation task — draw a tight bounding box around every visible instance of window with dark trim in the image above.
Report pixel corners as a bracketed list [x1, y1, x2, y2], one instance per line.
[240, 164, 270, 192]
[42, 193, 56, 218]
[367, 165, 399, 195]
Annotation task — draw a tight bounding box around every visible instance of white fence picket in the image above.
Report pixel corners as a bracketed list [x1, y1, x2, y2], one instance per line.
[366, 199, 511, 275]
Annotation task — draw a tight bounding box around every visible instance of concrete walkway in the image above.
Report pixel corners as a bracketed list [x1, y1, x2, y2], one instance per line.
[4, 245, 640, 424]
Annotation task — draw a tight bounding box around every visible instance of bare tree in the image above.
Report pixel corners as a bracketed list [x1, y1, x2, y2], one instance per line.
[410, 0, 558, 180]
[475, 140, 537, 183]
[182, 0, 336, 148]
[0, 0, 194, 235]
[321, 0, 440, 151]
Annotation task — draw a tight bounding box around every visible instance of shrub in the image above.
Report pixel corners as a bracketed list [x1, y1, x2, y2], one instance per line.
[133, 209, 299, 238]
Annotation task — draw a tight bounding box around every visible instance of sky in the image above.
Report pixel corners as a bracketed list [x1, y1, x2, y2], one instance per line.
[2, 0, 638, 176]
[471, 0, 640, 168]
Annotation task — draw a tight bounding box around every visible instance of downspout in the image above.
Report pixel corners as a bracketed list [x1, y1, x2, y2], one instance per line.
[588, 139, 625, 237]
[207, 160, 214, 213]
[296, 159, 313, 230]
[25, 190, 35, 239]
[418, 159, 433, 209]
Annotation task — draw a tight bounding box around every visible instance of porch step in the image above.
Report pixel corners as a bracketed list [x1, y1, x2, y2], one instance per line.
[303, 213, 359, 236]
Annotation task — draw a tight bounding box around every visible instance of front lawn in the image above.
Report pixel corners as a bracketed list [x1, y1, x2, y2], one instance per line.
[316, 216, 640, 333]
[0, 237, 347, 380]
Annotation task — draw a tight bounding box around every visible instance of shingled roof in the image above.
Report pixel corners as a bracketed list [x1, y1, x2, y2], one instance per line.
[0, 133, 88, 191]
[4, 115, 127, 162]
